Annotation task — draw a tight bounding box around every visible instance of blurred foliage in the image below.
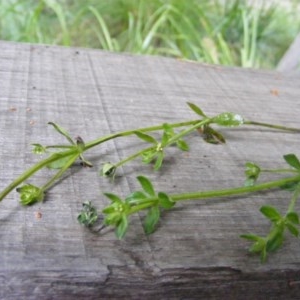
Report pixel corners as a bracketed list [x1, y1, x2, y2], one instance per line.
[1, 0, 300, 68]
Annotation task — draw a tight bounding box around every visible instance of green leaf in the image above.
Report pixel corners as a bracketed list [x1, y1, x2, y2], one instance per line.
[134, 131, 157, 144]
[266, 232, 284, 252]
[284, 154, 300, 170]
[162, 123, 174, 135]
[176, 139, 189, 151]
[158, 192, 175, 209]
[48, 122, 75, 145]
[212, 112, 244, 127]
[137, 176, 156, 196]
[280, 181, 299, 192]
[102, 206, 117, 214]
[240, 234, 266, 253]
[240, 234, 262, 242]
[116, 215, 128, 239]
[198, 125, 226, 144]
[161, 124, 174, 145]
[154, 151, 164, 171]
[244, 178, 255, 187]
[142, 149, 157, 164]
[125, 191, 147, 204]
[286, 211, 300, 224]
[143, 206, 160, 235]
[104, 193, 123, 204]
[47, 153, 75, 169]
[260, 248, 268, 263]
[249, 241, 265, 253]
[286, 223, 299, 237]
[187, 102, 207, 117]
[260, 205, 282, 222]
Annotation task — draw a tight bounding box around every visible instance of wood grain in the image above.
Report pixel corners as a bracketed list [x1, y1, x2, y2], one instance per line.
[0, 41, 300, 299]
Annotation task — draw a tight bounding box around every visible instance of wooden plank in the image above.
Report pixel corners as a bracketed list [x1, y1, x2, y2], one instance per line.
[0, 41, 300, 299]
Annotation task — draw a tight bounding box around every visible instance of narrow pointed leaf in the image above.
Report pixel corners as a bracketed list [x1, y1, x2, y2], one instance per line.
[249, 240, 266, 253]
[176, 139, 189, 151]
[266, 233, 283, 252]
[187, 102, 206, 117]
[240, 234, 263, 242]
[260, 248, 268, 263]
[137, 176, 156, 196]
[125, 191, 147, 204]
[260, 205, 282, 222]
[102, 206, 116, 214]
[161, 124, 174, 145]
[116, 215, 128, 239]
[48, 122, 75, 145]
[104, 193, 123, 204]
[286, 223, 299, 237]
[134, 131, 157, 144]
[162, 123, 174, 135]
[283, 154, 300, 170]
[154, 151, 164, 171]
[143, 206, 160, 235]
[244, 178, 255, 187]
[280, 181, 299, 192]
[240, 234, 266, 255]
[47, 153, 75, 169]
[286, 211, 300, 224]
[142, 149, 157, 164]
[198, 126, 226, 144]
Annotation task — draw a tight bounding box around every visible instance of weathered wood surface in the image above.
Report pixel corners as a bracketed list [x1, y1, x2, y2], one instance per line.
[1, 40, 300, 299]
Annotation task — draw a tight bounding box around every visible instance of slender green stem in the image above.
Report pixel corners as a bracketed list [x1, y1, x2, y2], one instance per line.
[46, 145, 74, 149]
[245, 121, 300, 133]
[170, 175, 300, 202]
[85, 118, 300, 153]
[84, 119, 201, 151]
[0, 149, 78, 201]
[122, 176, 300, 217]
[261, 169, 298, 174]
[0, 120, 199, 202]
[165, 118, 211, 146]
[287, 183, 300, 213]
[128, 201, 156, 215]
[115, 146, 155, 168]
[2, 114, 300, 204]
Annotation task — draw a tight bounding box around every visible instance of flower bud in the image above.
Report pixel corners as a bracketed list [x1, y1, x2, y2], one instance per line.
[100, 163, 117, 178]
[16, 184, 44, 205]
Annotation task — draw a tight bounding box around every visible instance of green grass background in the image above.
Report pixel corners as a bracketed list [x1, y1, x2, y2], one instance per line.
[1, 0, 300, 68]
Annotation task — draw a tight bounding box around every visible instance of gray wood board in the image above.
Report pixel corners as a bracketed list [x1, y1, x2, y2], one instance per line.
[0, 41, 300, 299]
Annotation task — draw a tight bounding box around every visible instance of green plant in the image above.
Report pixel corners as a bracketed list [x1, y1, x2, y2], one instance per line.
[1, 0, 300, 68]
[1, 102, 300, 263]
